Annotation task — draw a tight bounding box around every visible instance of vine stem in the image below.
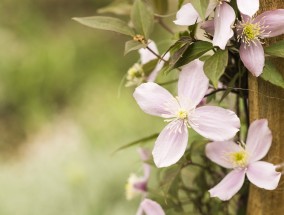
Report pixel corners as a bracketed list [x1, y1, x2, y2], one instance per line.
[146, 46, 167, 63]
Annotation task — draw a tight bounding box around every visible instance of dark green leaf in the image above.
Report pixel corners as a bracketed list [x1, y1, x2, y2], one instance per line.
[160, 166, 181, 194]
[191, 0, 210, 20]
[219, 72, 240, 103]
[264, 40, 284, 58]
[73, 16, 135, 36]
[174, 41, 213, 68]
[113, 133, 159, 153]
[131, 0, 154, 38]
[204, 50, 228, 88]
[124, 40, 146, 55]
[261, 60, 284, 88]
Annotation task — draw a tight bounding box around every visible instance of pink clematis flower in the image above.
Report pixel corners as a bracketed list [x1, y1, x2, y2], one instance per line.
[206, 119, 281, 201]
[136, 199, 165, 215]
[133, 59, 240, 168]
[236, 10, 284, 76]
[174, 1, 235, 50]
[125, 148, 151, 200]
[237, 0, 259, 17]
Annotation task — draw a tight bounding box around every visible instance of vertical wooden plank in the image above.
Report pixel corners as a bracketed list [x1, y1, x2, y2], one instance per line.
[247, 0, 284, 214]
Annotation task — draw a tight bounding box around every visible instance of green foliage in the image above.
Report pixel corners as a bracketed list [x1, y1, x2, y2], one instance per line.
[261, 60, 284, 88]
[142, 59, 159, 75]
[204, 50, 228, 88]
[73, 16, 135, 36]
[191, 0, 210, 20]
[131, 0, 154, 39]
[97, 0, 132, 16]
[264, 40, 284, 58]
[174, 41, 213, 68]
[124, 40, 146, 55]
[150, 0, 168, 14]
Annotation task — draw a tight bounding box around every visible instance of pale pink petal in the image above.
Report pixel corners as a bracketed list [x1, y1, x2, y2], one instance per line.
[133, 82, 179, 118]
[147, 52, 170, 82]
[209, 169, 246, 201]
[213, 3, 235, 50]
[200, 20, 215, 35]
[237, 0, 259, 17]
[190, 106, 240, 141]
[153, 120, 188, 168]
[173, 3, 200, 26]
[239, 40, 264, 77]
[254, 9, 284, 37]
[205, 141, 241, 168]
[178, 59, 209, 108]
[246, 119, 272, 162]
[136, 199, 165, 215]
[247, 161, 281, 190]
[139, 40, 158, 65]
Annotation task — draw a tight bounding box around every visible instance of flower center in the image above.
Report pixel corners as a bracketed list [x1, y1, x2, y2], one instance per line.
[243, 23, 260, 41]
[229, 149, 248, 168]
[125, 63, 145, 87]
[177, 109, 188, 120]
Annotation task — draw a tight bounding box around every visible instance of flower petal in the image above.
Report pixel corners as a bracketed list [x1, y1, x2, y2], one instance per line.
[173, 3, 200, 26]
[139, 41, 158, 65]
[209, 169, 246, 201]
[205, 141, 241, 168]
[247, 161, 281, 190]
[237, 0, 259, 17]
[133, 82, 179, 118]
[138, 148, 151, 179]
[200, 20, 215, 35]
[246, 119, 272, 162]
[153, 120, 188, 168]
[213, 3, 235, 50]
[254, 9, 284, 37]
[178, 59, 209, 108]
[239, 40, 264, 77]
[190, 106, 240, 141]
[136, 199, 165, 215]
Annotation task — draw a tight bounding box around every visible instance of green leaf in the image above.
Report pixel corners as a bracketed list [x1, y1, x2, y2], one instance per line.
[131, 0, 154, 38]
[150, 0, 168, 14]
[97, 0, 132, 16]
[191, 0, 210, 20]
[124, 40, 146, 55]
[204, 50, 228, 88]
[178, 0, 185, 9]
[160, 166, 181, 194]
[72, 16, 135, 36]
[142, 59, 159, 75]
[264, 40, 284, 58]
[261, 60, 284, 88]
[174, 41, 213, 68]
[113, 133, 159, 153]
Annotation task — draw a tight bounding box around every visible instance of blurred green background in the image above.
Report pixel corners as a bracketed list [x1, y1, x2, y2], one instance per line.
[0, 0, 171, 214]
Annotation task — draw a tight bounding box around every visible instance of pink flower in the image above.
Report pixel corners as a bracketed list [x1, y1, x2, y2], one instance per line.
[174, 1, 235, 50]
[125, 148, 151, 200]
[206, 119, 281, 201]
[236, 10, 284, 76]
[136, 199, 165, 215]
[133, 59, 240, 168]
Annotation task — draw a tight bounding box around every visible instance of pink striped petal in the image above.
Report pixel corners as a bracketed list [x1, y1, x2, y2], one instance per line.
[133, 82, 179, 118]
[139, 41, 158, 65]
[213, 3, 235, 50]
[247, 161, 281, 190]
[153, 120, 188, 168]
[237, 0, 259, 17]
[173, 3, 200, 26]
[246, 119, 272, 162]
[190, 106, 240, 141]
[178, 59, 209, 108]
[254, 9, 284, 37]
[205, 141, 241, 168]
[136, 199, 165, 215]
[209, 169, 246, 201]
[239, 40, 264, 77]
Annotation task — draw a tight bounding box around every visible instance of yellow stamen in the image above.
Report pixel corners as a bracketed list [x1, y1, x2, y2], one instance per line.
[229, 149, 248, 168]
[177, 109, 188, 120]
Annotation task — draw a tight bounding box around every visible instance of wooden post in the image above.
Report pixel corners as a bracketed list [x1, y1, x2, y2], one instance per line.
[247, 0, 284, 214]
